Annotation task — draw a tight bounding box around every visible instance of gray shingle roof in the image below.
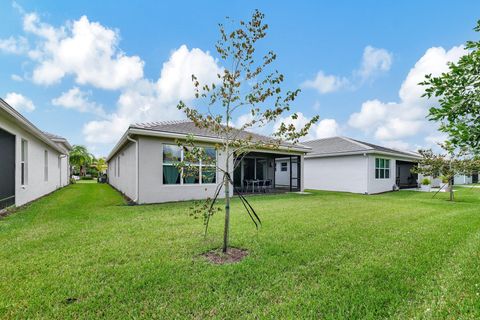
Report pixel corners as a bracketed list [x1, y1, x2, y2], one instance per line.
[130, 120, 310, 150]
[43, 131, 72, 150]
[43, 131, 66, 140]
[303, 136, 420, 158]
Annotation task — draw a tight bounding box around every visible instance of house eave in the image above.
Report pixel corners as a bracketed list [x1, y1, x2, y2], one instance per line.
[305, 149, 421, 161]
[107, 127, 310, 162]
[0, 98, 67, 154]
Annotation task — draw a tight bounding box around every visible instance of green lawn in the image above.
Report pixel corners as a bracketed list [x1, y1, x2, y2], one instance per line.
[1, 184, 480, 319]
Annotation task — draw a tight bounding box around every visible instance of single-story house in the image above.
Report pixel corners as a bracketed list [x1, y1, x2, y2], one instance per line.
[106, 120, 310, 204]
[302, 136, 421, 194]
[454, 172, 479, 185]
[0, 98, 71, 209]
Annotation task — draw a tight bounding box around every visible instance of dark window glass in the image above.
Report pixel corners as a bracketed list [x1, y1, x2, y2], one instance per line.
[184, 166, 200, 184]
[163, 166, 180, 184]
[202, 167, 216, 184]
[204, 147, 216, 165]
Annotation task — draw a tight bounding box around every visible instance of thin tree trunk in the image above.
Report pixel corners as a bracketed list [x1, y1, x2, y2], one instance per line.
[223, 163, 230, 253]
[449, 178, 454, 201]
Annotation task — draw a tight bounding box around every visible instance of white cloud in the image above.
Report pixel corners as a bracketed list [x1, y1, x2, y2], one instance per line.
[301, 71, 349, 94]
[314, 119, 340, 139]
[348, 45, 467, 148]
[83, 115, 131, 144]
[357, 46, 393, 80]
[83, 45, 223, 144]
[303, 45, 392, 94]
[4, 92, 35, 112]
[348, 99, 388, 130]
[11, 74, 23, 82]
[424, 132, 448, 146]
[234, 112, 255, 129]
[22, 13, 144, 89]
[380, 140, 411, 151]
[52, 87, 106, 116]
[0, 36, 28, 54]
[156, 45, 221, 102]
[274, 112, 340, 141]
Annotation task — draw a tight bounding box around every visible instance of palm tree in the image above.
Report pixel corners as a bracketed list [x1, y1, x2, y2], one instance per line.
[69, 145, 93, 177]
[93, 157, 108, 176]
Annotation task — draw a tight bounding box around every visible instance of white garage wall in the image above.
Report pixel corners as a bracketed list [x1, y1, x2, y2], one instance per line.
[0, 112, 67, 206]
[304, 154, 368, 194]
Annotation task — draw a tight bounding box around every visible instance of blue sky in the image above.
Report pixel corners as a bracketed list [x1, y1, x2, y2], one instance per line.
[1, 1, 479, 156]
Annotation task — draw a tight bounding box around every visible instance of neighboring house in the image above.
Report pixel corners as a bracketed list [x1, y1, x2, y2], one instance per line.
[302, 137, 421, 194]
[454, 174, 475, 185]
[106, 120, 310, 204]
[43, 132, 72, 186]
[0, 98, 71, 209]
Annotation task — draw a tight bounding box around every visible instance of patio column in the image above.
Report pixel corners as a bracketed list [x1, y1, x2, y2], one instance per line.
[289, 155, 292, 192]
[299, 155, 304, 192]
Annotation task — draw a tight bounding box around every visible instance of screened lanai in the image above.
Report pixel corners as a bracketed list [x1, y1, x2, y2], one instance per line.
[233, 151, 301, 194]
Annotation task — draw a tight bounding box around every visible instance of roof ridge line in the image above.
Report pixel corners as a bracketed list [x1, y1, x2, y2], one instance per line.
[303, 136, 341, 144]
[341, 136, 374, 150]
[132, 119, 191, 128]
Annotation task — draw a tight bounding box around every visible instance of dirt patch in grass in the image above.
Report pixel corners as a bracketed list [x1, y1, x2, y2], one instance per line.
[202, 248, 248, 264]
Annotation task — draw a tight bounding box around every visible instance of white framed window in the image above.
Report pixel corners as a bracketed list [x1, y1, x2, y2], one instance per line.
[375, 158, 390, 179]
[162, 144, 217, 185]
[44, 150, 48, 182]
[281, 162, 288, 172]
[21, 139, 28, 186]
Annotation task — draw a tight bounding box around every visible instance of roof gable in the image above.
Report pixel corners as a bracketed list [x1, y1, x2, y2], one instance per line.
[303, 136, 420, 159]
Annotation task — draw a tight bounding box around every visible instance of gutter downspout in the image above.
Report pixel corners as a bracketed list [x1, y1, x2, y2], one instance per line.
[126, 135, 139, 203]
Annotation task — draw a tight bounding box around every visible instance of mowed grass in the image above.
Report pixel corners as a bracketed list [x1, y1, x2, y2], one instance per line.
[1, 184, 480, 319]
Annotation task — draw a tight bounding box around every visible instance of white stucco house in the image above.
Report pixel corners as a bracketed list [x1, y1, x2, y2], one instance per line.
[0, 98, 71, 209]
[302, 137, 421, 194]
[106, 120, 310, 204]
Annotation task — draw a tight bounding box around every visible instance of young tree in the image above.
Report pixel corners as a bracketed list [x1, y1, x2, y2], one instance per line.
[177, 10, 318, 253]
[412, 142, 480, 201]
[421, 20, 480, 154]
[69, 145, 93, 177]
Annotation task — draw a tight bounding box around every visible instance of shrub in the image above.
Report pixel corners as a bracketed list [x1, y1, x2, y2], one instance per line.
[69, 178, 77, 184]
[421, 178, 431, 185]
[80, 176, 94, 180]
